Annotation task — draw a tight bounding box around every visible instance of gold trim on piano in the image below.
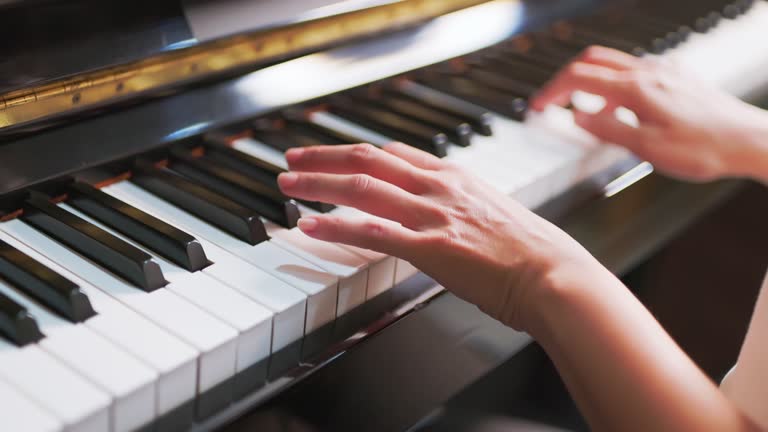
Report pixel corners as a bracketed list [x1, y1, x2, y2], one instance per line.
[0, 0, 491, 131]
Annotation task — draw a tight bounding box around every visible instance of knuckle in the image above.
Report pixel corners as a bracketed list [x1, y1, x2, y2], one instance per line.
[349, 174, 374, 195]
[361, 220, 387, 239]
[418, 203, 450, 226]
[425, 175, 453, 193]
[580, 45, 604, 61]
[348, 143, 377, 164]
[561, 62, 582, 78]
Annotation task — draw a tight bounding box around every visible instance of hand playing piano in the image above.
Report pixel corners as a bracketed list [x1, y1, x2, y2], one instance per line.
[278, 142, 610, 331]
[531, 46, 768, 183]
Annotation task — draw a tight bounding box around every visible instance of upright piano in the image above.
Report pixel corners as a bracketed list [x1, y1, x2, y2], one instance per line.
[0, 0, 767, 431]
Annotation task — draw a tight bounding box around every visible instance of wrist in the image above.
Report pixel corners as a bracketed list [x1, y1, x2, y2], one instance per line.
[725, 106, 768, 183]
[521, 257, 624, 340]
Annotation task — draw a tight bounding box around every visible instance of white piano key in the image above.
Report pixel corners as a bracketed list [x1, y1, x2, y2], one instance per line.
[223, 137, 372, 312]
[0, 230, 198, 420]
[265, 221, 370, 315]
[62, 204, 274, 373]
[78, 191, 309, 352]
[104, 181, 338, 334]
[0, 339, 110, 432]
[394, 259, 420, 285]
[0, 219, 239, 400]
[0, 380, 63, 432]
[320, 206, 397, 299]
[0, 280, 157, 432]
[202, 255, 306, 351]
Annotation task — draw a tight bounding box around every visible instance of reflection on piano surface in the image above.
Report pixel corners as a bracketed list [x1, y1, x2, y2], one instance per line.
[0, 0, 767, 431]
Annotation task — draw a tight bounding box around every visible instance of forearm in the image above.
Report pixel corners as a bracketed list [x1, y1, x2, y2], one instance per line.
[526, 261, 760, 432]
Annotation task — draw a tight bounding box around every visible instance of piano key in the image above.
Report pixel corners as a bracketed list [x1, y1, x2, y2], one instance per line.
[168, 147, 300, 228]
[565, 22, 666, 53]
[389, 80, 494, 136]
[306, 111, 396, 148]
[205, 134, 283, 189]
[354, 92, 474, 147]
[0, 339, 110, 432]
[204, 136, 336, 213]
[496, 45, 569, 71]
[66, 182, 209, 272]
[0, 290, 44, 346]
[394, 259, 420, 285]
[465, 54, 554, 86]
[250, 119, 305, 152]
[314, 206, 397, 299]
[22, 193, 166, 292]
[63, 203, 274, 389]
[0, 380, 63, 432]
[0, 278, 158, 432]
[459, 67, 539, 98]
[206, 138, 334, 213]
[132, 158, 269, 245]
[0, 219, 240, 414]
[282, 117, 360, 146]
[327, 96, 450, 157]
[262, 219, 370, 315]
[103, 182, 334, 336]
[414, 73, 528, 121]
[0, 230, 198, 425]
[0, 237, 96, 322]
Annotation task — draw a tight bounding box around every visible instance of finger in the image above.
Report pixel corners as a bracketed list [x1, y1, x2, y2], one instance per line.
[285, 144, 432, 194]
[382, 142, 444, 171]
[573, 107, 651, 153]
[278, 172, 440, 229]
[297, 214, 424, 261]
[530, 62, 628, 112]
[577, 45, 647, 72]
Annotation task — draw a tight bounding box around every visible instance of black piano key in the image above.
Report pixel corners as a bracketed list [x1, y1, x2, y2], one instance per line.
[496, 46, 567, 71]
[204, 134, 283, 189]
[327, 97, 449, 157]
[168, 147, 301, 228]
[355, 93, 474, 147]
[132, 159, 269, 245]
[0, 237, 96, 322]
[389, 81, 494, 136]
[66, 182, 210, 272]
[414, 73, 528, 121]
[0, 291, 44, 346]
[550, 25, 648, 56]
[457, 67, 539, 98]
[519, 36, 580, 63]
[203, 137, 335, 213]
[251, 119, 304, 152]
[466, 54, 554, 86]
[22, 193, 167, 292]
[282, 118, 360, 146]
[567, 21, 667, 53]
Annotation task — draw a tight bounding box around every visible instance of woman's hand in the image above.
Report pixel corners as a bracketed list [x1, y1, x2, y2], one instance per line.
[278, 142, 609, 331]
[532, 46, 768, 183]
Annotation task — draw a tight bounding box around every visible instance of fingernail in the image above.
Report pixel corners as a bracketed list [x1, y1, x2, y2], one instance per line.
[285, 148, 304, 164]
[277, 172, 299, 189]
[298, 217, 319, 233]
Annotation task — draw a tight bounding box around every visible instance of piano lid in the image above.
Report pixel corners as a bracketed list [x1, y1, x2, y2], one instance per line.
[0, 0, 491, 136]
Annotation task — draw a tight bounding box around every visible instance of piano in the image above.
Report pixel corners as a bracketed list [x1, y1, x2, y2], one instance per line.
[0, 0, 766, 431]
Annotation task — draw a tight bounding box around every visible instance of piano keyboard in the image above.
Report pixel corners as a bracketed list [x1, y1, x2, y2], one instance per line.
[3, 0, 768, 431]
